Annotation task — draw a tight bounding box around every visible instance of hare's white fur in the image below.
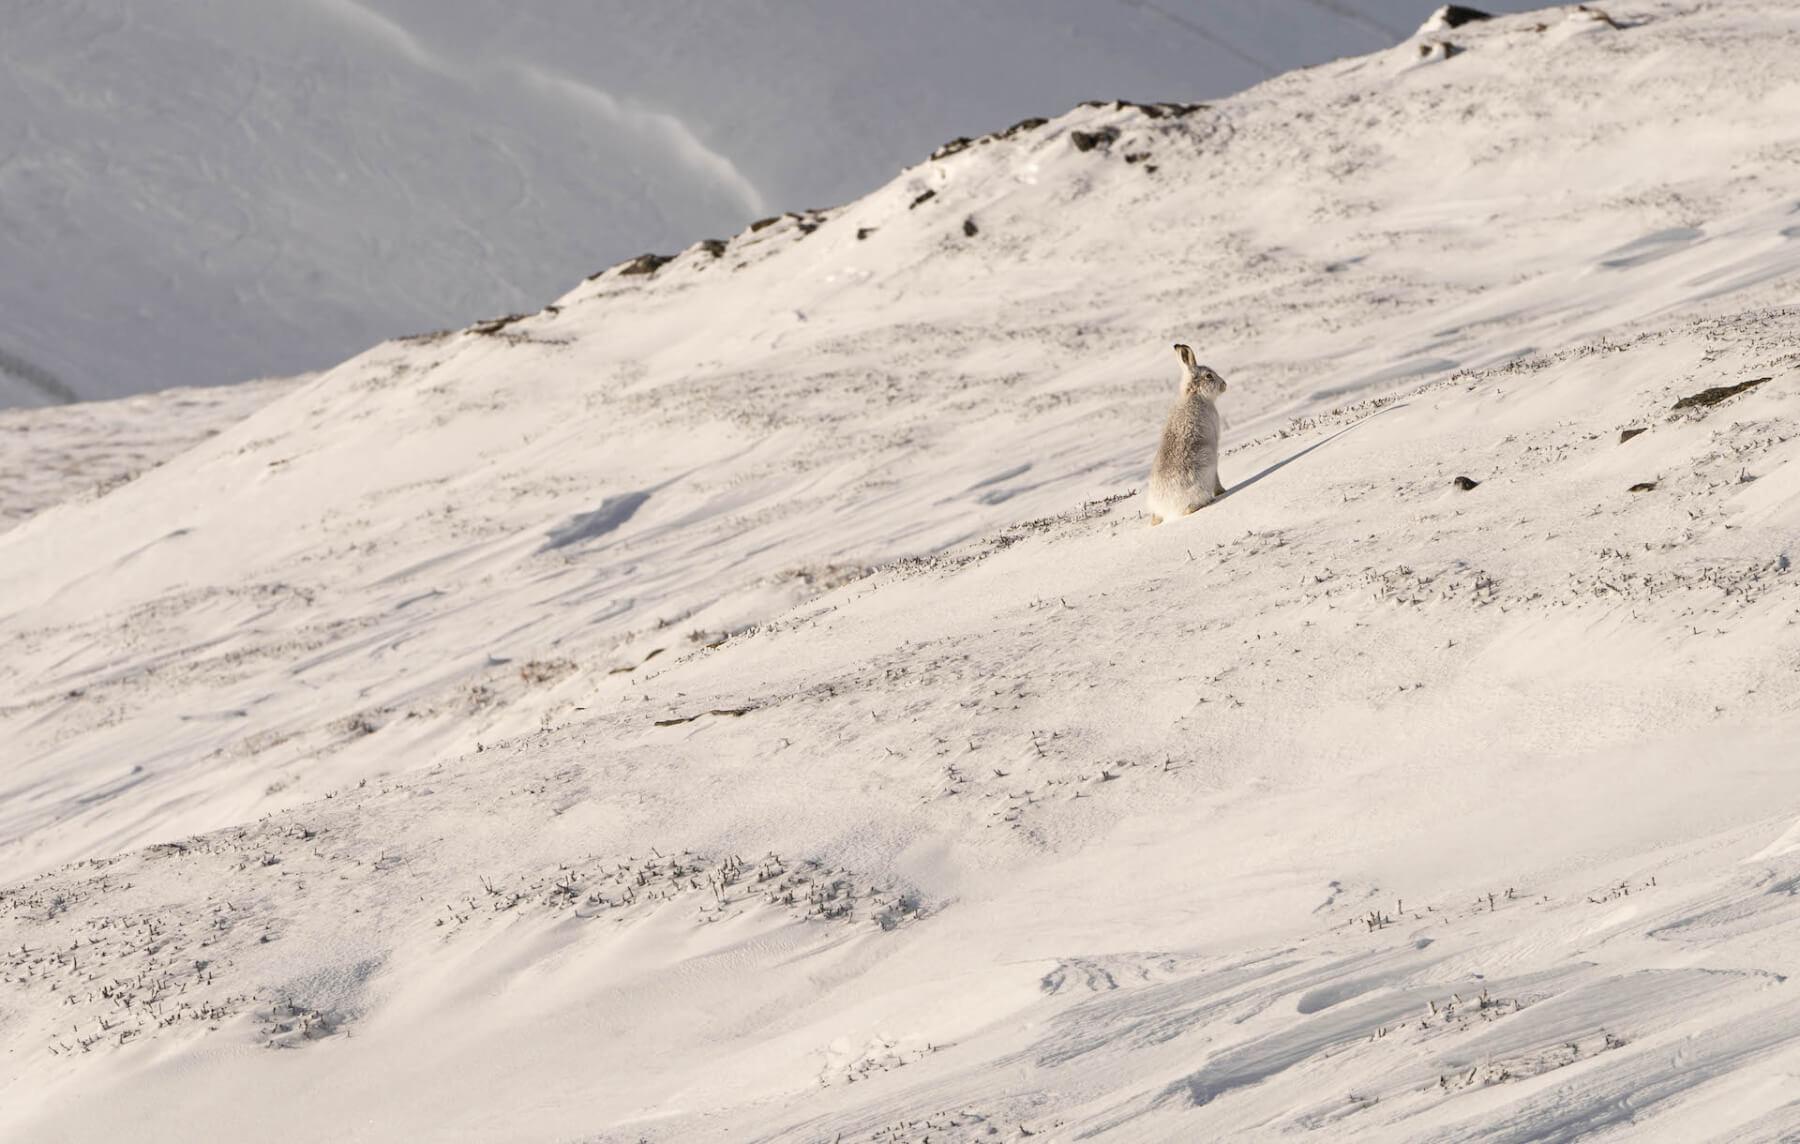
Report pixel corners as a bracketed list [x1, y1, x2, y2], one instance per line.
[1146, 344, 1227, 526]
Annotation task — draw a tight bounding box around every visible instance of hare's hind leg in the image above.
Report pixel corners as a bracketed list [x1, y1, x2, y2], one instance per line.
[1214, 475, 1226, 498]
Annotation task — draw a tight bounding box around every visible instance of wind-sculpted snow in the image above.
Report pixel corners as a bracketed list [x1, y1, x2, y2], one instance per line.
[5, 3, 1800, 1139]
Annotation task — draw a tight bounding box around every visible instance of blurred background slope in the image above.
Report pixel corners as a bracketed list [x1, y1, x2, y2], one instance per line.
[0, 0, 1533, 406]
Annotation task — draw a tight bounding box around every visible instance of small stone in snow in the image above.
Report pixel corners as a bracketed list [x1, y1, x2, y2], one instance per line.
[1452, 475, 1480, 490]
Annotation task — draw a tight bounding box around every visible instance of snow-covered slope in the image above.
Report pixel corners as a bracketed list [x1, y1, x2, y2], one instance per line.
[5, 2, 1800, 1140]
[0, 0, 1545, 407]
[0, 376, 302, 534]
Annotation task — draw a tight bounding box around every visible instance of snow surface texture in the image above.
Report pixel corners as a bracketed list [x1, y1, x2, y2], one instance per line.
[0, 0, 1543, 408]
[5, 2, 1800, 1140]
[0, 377, 302, 534]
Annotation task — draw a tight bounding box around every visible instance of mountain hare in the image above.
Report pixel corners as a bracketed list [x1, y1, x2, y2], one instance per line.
[1146, 344, 1227, 525]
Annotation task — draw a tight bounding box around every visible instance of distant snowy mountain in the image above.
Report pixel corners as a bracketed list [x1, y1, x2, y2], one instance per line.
[0, 0, 1542, 407]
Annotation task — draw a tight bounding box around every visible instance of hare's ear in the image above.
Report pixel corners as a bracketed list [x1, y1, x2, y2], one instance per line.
[1171, 343, 1196, 367]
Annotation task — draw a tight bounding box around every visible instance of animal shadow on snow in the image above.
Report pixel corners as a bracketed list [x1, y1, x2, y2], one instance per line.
[1222, 403, 1404, 501]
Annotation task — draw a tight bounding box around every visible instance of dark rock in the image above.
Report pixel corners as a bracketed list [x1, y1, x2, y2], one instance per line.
[1435, 5, 1494, 28]
[909, 189, 937, 209]
[1089, 100, 1204, 119]
[999, 117, 1048, 138]
[655, 706, 752, 727]
[1070, 127, 1119, 153]
[932, 137, 974, 161]
[698, 239, 727, 258]
[618, 253, 672, 276]
[1629, 481, 1658, 493]
[1419, 40, 1464, 59]
[1573, 4, 1623, 28]
[856, 227, 877, 241]
[1672, 376, 1771, 411]
[963, 217, 979, 238]
[1124, 152, 1150, 164]
[469, 313, 529, 335]
[1619, 427, 1647, 444]
[1452, 475, 1481, 491]
[748, 216, 782, 232]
